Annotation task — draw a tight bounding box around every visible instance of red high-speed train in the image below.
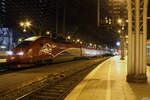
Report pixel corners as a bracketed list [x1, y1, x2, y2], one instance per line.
[7, 36, 107, 68]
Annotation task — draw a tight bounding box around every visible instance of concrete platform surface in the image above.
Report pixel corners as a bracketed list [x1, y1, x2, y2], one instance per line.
[0, 59, 6, 63]
[65, 56, 150, 100]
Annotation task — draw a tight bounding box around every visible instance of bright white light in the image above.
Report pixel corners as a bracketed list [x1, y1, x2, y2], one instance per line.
[17, 51, 24, 55]
[85, 49, 97, 55]
[25, 21, 31, 27]
[118, 30, 121, 34]
[118, 19, 122, 24]
[89, 43, 92, 46]
[18, 38, 22, 42]
[46, 31, 50, 35]
[23, 29, 26, 32]
[67, 36, 71, 40]
[147, 46, 150, 48]
[125, 35, 128, 38]
[116, 42, 120, 46]
[7, 51, 13, 55]
[20, 22, 24, 26]
[0, 45, 6, 49]
[77, 39, 80, 42]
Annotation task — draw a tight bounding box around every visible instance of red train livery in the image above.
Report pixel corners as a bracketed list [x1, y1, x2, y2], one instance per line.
[7, 36, 105, 68]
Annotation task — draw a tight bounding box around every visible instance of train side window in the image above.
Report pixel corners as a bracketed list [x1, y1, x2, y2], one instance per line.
[16, 41, 32, 48]
[40, 44, 43, 47]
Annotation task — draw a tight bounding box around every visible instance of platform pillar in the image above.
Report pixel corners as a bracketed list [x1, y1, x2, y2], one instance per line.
[127, 0, 148, 83]
[120, 36, 125, 60]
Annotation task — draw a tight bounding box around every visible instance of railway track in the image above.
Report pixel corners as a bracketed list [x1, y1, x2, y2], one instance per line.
[0, 56, 101, 74]
[16, 60, 101, 100]
[0, 62, 9, 72]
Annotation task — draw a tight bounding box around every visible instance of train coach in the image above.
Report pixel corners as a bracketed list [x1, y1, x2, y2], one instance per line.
[7, 36, 107, 68]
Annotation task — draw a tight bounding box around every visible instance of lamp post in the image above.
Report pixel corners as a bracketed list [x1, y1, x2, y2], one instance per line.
[20, 20, 31, 32]
[117, 18, 126, 60]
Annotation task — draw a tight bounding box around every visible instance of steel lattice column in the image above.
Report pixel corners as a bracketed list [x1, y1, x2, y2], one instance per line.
[127, 0, 148, 82]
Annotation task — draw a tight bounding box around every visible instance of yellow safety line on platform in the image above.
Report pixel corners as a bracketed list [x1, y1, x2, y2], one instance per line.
[64, 58, 111, 100]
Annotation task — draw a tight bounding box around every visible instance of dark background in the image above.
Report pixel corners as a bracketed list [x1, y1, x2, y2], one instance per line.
[1, 0, 150, 47]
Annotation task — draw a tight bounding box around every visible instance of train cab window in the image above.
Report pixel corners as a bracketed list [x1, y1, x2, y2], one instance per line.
[40, 43, 43, 47]
[16, 41, 32, 48]
[52, 36, 71, 44]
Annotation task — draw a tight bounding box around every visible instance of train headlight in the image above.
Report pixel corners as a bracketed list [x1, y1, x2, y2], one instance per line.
[17, 51, 24, 55]
[7, 51, 13, 55]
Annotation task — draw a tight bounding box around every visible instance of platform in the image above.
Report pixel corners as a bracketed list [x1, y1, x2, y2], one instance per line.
[65, 56, 150, 100]
[0, 59, 6, 63]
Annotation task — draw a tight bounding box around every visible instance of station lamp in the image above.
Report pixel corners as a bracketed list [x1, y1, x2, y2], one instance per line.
[23, 29, 27, 32]
[80, 41, 83, 44]
[46, 31, 50, 35]
[116, 41, 121, 46]
[117, 18, 122, 24]
[18, 38, 22, 42]
[89, 43, 92, 46]
[67, 36, 71, 40]
[25, 21, 31, 27]
[20, 20, 31, 32]
[77, 39, 80, 42]
[20, 22, 24, 27]
[118, 30, 121, 34]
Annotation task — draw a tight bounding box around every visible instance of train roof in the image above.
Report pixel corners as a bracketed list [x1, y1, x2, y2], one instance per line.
[24, 36, 42, 41]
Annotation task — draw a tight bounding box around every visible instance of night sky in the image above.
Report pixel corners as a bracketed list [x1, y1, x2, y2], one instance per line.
[2, 0, 150, 47]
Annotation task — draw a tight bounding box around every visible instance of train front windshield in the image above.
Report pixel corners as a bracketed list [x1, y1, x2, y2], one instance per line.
[16, 41, 32, 48]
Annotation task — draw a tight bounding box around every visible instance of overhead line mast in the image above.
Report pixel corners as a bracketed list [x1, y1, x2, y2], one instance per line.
[97, 0, 100, 27]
